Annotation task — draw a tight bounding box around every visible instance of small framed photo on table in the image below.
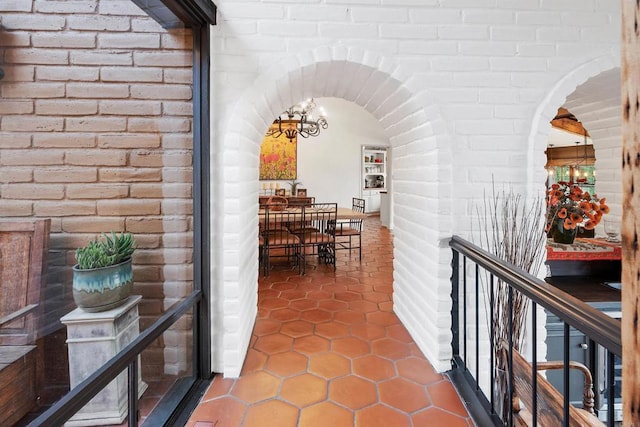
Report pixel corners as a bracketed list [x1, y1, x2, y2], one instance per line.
[275, 188, 286, 196]
[297, 188, 307, 196]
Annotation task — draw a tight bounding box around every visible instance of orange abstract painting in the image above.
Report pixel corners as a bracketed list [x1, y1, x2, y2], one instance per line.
[259, 124, 297, 180]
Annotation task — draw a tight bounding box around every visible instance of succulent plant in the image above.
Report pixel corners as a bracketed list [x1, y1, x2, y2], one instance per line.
[75, 232, 136, 270]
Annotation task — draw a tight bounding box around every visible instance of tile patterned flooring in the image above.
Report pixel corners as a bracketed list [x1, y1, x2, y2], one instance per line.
[186, 216, 474, 427]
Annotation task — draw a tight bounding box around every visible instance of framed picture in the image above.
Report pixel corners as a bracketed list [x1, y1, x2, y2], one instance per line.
[297, 188, 307, 196]
[259, 124, 297, 180]
[275, 188, 286, 196]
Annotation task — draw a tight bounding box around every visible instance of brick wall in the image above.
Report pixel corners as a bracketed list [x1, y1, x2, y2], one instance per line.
[210, 2, 622, 375]
[0, 0, 194, 380]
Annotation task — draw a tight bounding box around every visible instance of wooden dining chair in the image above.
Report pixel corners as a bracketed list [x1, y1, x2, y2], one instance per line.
[292, 203, 337, 274]
[261, 206, 303, 276]
[334, 197, 365, 260]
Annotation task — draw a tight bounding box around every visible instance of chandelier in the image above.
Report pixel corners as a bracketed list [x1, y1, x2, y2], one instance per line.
[266, 98, 328, 141]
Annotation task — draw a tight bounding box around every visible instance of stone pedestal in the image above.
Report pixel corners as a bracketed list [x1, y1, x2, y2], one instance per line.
[61, 295, 147, 426]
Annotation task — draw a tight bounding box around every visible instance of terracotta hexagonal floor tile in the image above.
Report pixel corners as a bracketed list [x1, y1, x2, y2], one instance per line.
[318, 299, 349, 312]
[289, 298, 318, 311]
[299, 402, 353, 427]
[315, 321, 350, 339]
[379, 301, 394, 312]
[269, 308, 300, 322]
[280, 320, 315, 338]
[334, 290, 361, 302]
[329, 375, 377, 409]
[254, 333, 294, 355]
[366, 311, 400, 326]
[261, 296, 290, 310]
[353, 355, 396, 381]
[372, 337, 411, 360]
[241, 348, 267, 374]
[300, 308, 333, 323]
[355, 404, 410, 427]
[280, 373, 328, 407]
[200, 375, 234, 401]
[265, 352, 309, 377]
[411, 407, 469, 427]
[306, 289, 332, 300]
[271, 282, 298, 291]
[293, 335, 330, 354]
[308, 352, 351, 379]
[396, 357, 443, 385]
[362, 290, 390, 303]
[242, 399, 299, 427]
[350, 323, 385, 341]
[333, 309, 365, 325]
[333, 336, 371, 358]
[253, 319, 281, 336]
[230, 371, 280, 404]
[187, 396, 247, 427]
[378, 377, 431, 413]
[385, 324, 413, 343]
[280, 289, 307, 301]
[427, 380, 469, 417]
[259, 288, 280, 299]
[348, 299, 378, 313]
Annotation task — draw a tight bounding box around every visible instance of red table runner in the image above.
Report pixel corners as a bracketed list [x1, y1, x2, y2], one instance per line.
[546, 238, 621, 261]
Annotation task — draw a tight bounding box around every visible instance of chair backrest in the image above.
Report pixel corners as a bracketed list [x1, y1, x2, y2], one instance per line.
[0, 219, 50, 346]
[303, 203, 337, 239]
[352, 197, 365, 214]
[263, 205, 303, 246]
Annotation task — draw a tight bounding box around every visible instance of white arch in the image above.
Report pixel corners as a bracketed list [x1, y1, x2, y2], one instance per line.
[214, 46, 455, 376]
[527, 53, 621, 197]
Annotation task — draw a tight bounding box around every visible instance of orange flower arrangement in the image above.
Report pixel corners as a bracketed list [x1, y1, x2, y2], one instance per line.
[545, 182, 609, 234]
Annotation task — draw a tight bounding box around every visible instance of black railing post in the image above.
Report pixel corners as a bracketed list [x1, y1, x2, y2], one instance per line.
[532, 302, 537, 426]
[128, 361, 138, 427]
[508, 286, 514, 427]
[563, 322, 570, 427]
[475, 263, 480, 391]
[489, 273, 495, 414]
[463, 256, 467, 367]
[451, 249, 460, 361]
[607, 351, 615, 426]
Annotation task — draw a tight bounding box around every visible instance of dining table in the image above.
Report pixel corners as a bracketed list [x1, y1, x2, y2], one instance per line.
[258, 206, 367, 221]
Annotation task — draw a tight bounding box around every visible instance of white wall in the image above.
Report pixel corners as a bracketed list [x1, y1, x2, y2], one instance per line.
[259, 97, 389, 208]
[210, 1, 622, 377]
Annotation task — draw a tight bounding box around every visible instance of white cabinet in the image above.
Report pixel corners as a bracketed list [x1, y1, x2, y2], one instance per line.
[361, 146, 387, 213]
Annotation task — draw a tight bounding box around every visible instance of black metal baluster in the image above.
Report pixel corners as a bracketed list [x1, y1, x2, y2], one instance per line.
[451, 250, 460, 362]
[463, 256, 467, 368]
[475, 263, 480, 391]
[128, 361, 138, 427]
[490, 273, 495, 414]
[563, 323, 569, 427]
[607, 350, 615, 426]
[532, 302, 537, 427]
[508, 286, 514, 427]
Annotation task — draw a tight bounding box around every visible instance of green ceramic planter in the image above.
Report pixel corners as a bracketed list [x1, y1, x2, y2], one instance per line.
[72, 258, 133, 313]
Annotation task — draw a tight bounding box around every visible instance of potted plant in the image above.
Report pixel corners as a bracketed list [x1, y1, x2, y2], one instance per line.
[72, 232, 136, 313]
[545, 182, 609, 244]
[288, 179, 302, 195]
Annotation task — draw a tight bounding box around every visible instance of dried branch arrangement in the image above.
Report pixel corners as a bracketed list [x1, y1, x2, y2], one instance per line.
[473, 183, 547, 421]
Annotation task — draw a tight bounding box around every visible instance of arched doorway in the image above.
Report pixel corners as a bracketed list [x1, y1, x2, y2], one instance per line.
[212, 47, 455, 376]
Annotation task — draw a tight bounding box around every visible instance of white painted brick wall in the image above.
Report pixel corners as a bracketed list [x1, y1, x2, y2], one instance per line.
[213, 1, 621, 376]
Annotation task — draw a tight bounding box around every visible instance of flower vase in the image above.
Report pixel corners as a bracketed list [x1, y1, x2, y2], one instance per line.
[552, 220, 577, 244]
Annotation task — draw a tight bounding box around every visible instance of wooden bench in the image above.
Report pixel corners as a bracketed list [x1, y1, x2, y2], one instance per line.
[510, 347, 603, 426]
[0, 219, 50, 426]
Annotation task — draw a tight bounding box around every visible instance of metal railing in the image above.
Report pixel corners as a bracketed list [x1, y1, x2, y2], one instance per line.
[449, 235, 622, 426]
[28, 291, 203, 427]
